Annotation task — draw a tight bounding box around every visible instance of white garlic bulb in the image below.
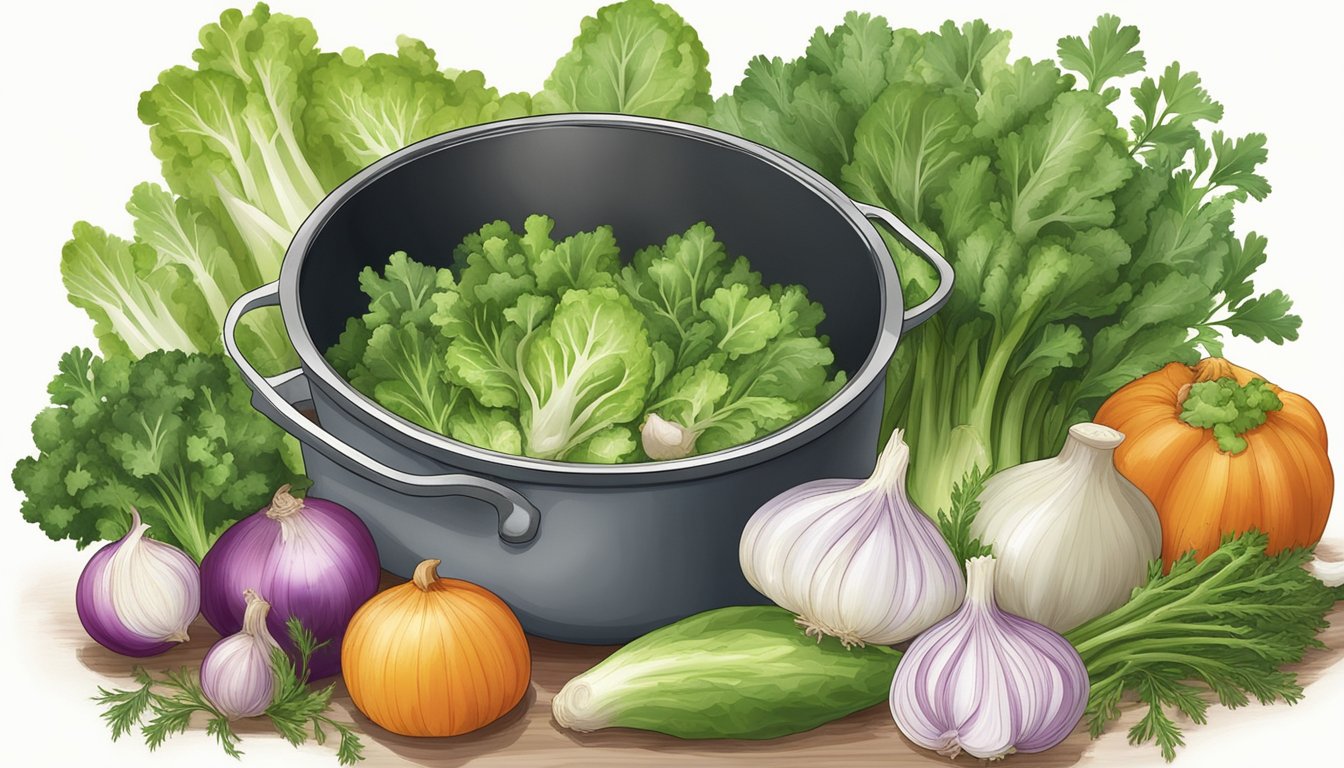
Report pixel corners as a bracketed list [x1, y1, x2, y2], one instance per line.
[970, 422, 1162, 633]
[890, 555, 1089, 759]
[739, 430, 965, 647]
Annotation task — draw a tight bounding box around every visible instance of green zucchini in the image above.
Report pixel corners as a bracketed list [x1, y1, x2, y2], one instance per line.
[551, 605, 901, 739]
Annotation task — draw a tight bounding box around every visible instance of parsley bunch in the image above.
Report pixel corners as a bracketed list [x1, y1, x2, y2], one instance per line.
[12, 348, 301, 562]
[95, 618, 363, 764]
[1065, 532, 1338, 760]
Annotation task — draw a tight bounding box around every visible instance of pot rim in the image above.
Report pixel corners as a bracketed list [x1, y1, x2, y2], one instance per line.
[279, 113, 904, 479]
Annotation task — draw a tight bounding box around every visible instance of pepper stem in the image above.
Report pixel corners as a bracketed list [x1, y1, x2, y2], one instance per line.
[1177, 375, 1283, 454]
[413, 559, 442, 591]
[266, 484, 304, 519]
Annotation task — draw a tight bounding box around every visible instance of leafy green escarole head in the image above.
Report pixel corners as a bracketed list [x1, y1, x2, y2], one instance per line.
[519, 287, 654, 461]
[1177, 360, 1283, 454]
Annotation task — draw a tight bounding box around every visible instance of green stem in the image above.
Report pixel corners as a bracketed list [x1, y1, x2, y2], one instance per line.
[1068, 547, 1259, 653]
[995, 375, 1047, 468]
[148, 472, 210, 563]
[969, 310, 1036, 441]
[1086, 636, 1275, 673]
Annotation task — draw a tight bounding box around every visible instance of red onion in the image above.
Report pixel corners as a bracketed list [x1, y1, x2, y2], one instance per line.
[200, 485, 379, 678]
[76, 507, 200, 656]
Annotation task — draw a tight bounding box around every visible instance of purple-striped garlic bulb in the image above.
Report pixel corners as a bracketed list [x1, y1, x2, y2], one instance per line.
[739, 430, 965, 647]
[75, 507, 200, 656]
[200, 589, 281, 720]
[890, 555, 1089, 759]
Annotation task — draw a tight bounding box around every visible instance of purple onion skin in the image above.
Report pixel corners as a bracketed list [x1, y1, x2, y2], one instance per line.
[76, 540, 174, 657]
[200, 494, 379, 678]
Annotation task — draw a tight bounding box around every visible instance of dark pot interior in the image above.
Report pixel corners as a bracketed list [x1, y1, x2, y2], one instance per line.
[297, 121, 886, 376]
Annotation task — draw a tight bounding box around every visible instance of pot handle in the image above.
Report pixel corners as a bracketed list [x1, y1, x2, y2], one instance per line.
[856, 202, 955, 330]
[224, 282, 540, 545]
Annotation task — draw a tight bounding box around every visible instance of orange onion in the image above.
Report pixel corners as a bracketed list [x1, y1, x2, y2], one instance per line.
[341, 559, 531, 737]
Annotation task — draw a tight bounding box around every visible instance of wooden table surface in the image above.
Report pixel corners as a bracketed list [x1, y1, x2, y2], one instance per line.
[38, 565, 1344, 767]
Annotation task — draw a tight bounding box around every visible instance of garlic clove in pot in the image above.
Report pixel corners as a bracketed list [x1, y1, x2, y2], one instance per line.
[739, 430, 965, 647]
[890, 555, 1089, 759]
[641, 413, 699, 460]
[969, 422, 1162, 633]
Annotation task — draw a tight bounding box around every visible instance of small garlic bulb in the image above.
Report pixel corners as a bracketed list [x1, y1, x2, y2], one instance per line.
[890, 555, 1089, 759]
[970, 422, 1162, 632]
[200, 589, 281, 720]
[739, 430, 965, 647]
[75, 507, 200, 657]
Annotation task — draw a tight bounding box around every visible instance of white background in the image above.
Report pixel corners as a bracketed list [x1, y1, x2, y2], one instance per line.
[1, 0, 1341, 765]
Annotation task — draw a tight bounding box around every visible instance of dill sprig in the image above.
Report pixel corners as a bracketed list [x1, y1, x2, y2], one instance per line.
[93, 617, 364, 764]
[1065, 530, 1338, 761]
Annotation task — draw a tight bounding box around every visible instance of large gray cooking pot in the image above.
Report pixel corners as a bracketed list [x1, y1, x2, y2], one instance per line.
[224, 114, 952, 644]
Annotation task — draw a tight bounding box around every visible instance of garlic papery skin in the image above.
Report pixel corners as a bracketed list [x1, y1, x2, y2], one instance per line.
[1309, 556, 1344, 588]
[75, 507, 200, 657]
[969, 422, 1162, 633]
[890, 555, 1089, 760]
[739, 430, 965, 647]
[641, 413, 698, 460]
[201, 589, 281, 720]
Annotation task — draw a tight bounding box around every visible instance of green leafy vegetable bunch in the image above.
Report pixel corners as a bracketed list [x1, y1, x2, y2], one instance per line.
[709, 12, 1299, 510]
[1066, 531, 1338, 760]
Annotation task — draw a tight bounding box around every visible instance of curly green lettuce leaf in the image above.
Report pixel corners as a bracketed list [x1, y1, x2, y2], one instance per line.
[139, 3, 328, 282]
[447, 399, 523, 455]
[534, 0, 711, 121]
[359, 250, 443, 330]
[994, 90, 1133, 242]
[362, 324, 458, 434]
[519, 287, 653, 460]
[841, 81, 980, 224]
[308, 36, 529, 175]
[532, 225, 621, 295]
[701, 283, 782, 359]
[127, 183, 297, 372]
[61, 223, 215, 358]
[617, 222, 729, 369]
